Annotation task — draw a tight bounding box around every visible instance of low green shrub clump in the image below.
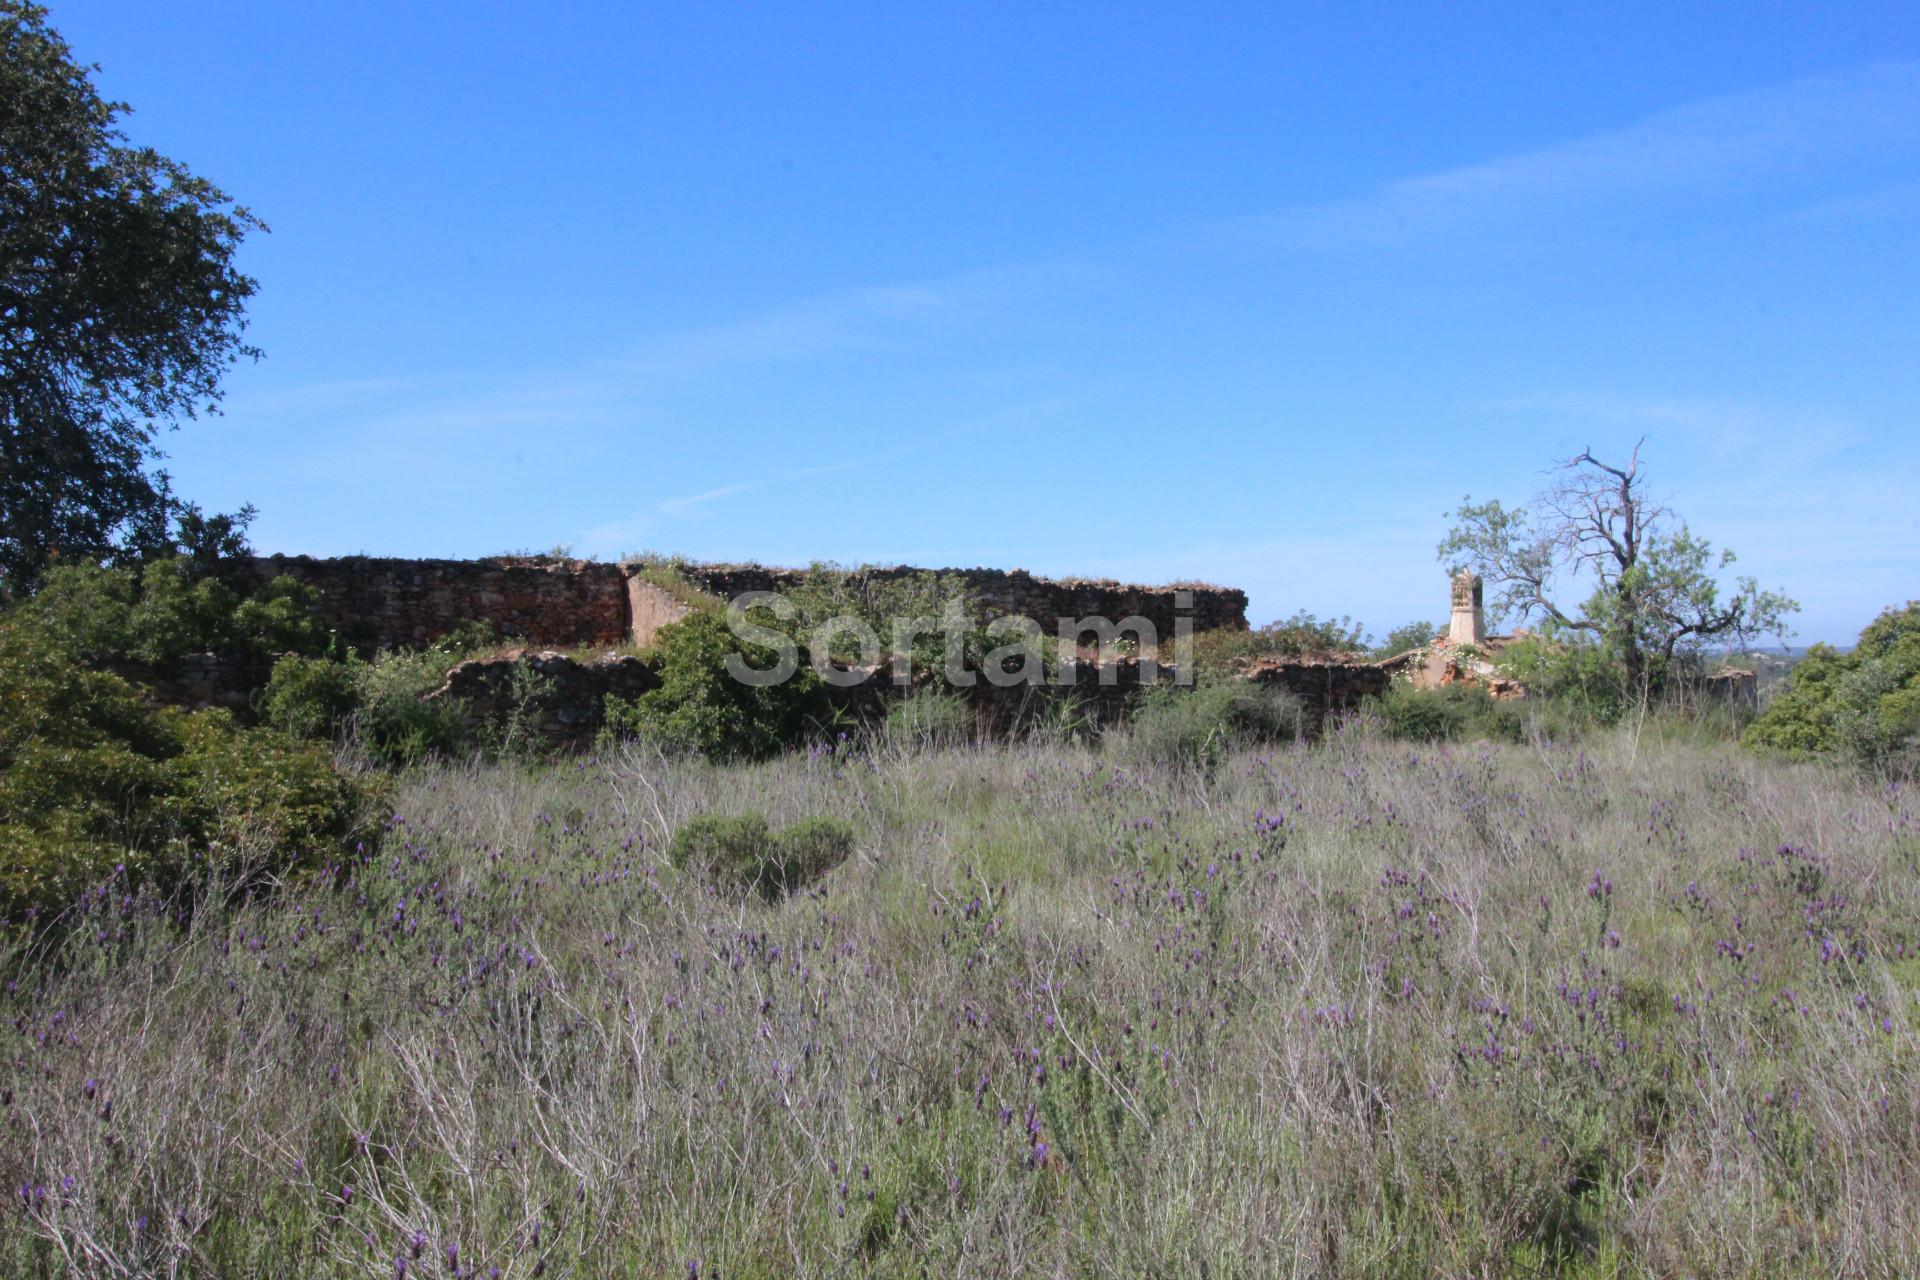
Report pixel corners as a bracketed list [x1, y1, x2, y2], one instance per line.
[1118, 680, 1305, 769]
[1186, 612, 1370, 681]
[0, 614, 380, 914]
[667, 811, 857, 898]
[1375, 682, 1526, 743]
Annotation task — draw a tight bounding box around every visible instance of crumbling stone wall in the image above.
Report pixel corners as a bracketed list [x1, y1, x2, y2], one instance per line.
[1246, 657, 1394, 722]
[246, 555, 1247, 653]
[674, 564, 1247, 644]
[247, 555, 630, 650]
[427, 651, 660, 748]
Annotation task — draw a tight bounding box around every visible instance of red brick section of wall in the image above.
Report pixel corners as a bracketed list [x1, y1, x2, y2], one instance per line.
[247, 555, 630, 650]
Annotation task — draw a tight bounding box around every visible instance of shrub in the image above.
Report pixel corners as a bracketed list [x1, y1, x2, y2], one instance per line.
[1187, 613, 1371, 681]
[261, 653, 362, 740]
[1745, 601, 1920, 774]
[1375, 683, 1525, 743]
[0, 613, 378, 913]
[667, 812, 855, 899]
[882, 687, 976, 748]
[125, 558, 243, 661]
[609, 612, 828, 762]
[1496, 636, 1629, 724]
[348, 649, 470, 766]
[21, 562, 137, 657]
[772, 817, 859, 894]
[229, 575, 330, 655]
[1118, 681, 1304, 769]
[1254, 610, 1369, 657]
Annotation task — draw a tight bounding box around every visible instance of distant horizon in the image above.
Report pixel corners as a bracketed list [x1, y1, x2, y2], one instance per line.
[46, 0, 1920, 646]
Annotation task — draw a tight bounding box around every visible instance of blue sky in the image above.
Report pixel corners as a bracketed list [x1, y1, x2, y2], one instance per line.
[55, 1, 1920, 642]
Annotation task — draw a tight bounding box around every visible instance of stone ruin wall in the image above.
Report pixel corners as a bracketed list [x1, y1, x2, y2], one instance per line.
[246, 555, 1250, 652]
[247, 555, 633, 649]
[675, 564, 1247, 645]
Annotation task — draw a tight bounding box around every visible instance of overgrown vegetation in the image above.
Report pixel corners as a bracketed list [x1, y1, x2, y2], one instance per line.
[252, 633, 490, 772]
[1121, 679, 1305, 768]
[602, 611, 831, 761]
[2, 728, 1912, 1276]
[667, 810, 857, 898]
[1186, 611, 1370, 680]
[1372, 681, 1525, 743]
[0, 612, 378, 913]
[24, 559, 330, 663]
[1745, 600, 1920, 775]
[1441, 444, 1797, 694]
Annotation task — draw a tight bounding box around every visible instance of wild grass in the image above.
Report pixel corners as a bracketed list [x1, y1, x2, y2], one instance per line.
[3, 725, 1916, 1277]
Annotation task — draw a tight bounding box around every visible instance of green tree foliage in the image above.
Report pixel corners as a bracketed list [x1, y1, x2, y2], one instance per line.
[1494, 634, 1631, 724]
[1, 2, 264, 595]
[1744, 601, 1920, 774]
[1373, 620, 1439, 658]
[604, 612, 828, 762]
[1439, 444, 1796, 696]
[0, 611, 377, 912]
[23, 558, 328, 662]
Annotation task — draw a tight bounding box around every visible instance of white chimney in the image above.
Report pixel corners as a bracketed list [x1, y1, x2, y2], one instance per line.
[1449, 571, 1485, 646]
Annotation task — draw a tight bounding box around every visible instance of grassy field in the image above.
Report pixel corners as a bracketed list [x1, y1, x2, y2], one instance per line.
[3, 726, 1917, 1277]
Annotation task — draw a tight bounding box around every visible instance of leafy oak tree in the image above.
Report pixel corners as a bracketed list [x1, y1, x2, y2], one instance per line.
[1438, 443, 1797, 696]
[1, 1, 263, 597]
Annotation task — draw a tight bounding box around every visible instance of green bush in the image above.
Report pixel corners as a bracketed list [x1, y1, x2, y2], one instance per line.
[667, 811, 855, 899]
[1118, 681, 1304, 769]
[1496, 636, 1628, 725]
[1375, 683, 1525, 744]
[262, 624, 519, 765]
[0, 614, 379, 913]
[772, 817, 859, 894]
[260, 653, 362, 740]
[607, 612, 827, 762]
[229, 575, 330, 655]
[348, 649, 470, 766]
[1187, 613, 1371, 681]
[882, 687, 976, 748]
[1745, 601, 1920, 774]
[22, 562, 138, 657]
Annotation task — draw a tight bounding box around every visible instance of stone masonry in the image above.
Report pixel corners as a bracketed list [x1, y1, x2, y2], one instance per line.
[246, 555, 1249, 653]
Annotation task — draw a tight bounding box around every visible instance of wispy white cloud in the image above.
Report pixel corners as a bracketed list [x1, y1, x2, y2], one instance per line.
[656, 482, 754, 517]
[1242, 60, 1920, 246]
[605, 259, 1100, 382]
